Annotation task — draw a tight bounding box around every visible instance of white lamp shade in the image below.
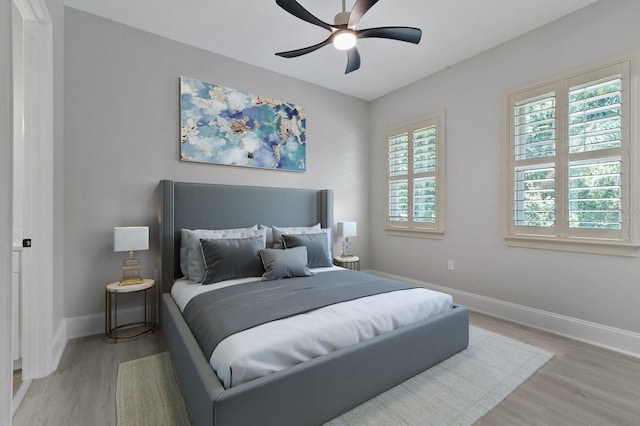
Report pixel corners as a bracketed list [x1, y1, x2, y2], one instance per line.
[337, 222, 357, 238]
[114, 226, 149, 252]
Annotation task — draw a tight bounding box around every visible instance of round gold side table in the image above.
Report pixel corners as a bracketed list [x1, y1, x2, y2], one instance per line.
[105, 278, 156, 342]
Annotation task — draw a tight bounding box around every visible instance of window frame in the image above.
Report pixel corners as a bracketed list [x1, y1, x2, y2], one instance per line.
[504, 54, 640, 256]
[385, 111, 446, 239]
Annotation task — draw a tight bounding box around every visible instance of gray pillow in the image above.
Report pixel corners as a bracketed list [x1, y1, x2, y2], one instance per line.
[271, 224, 321, 249]
[181, 226, 259, 278]
[200, 235, 265, 284]
[282, 233, 332, 268]
[259, 247, 314, 281]
[183, 227, 263, 282]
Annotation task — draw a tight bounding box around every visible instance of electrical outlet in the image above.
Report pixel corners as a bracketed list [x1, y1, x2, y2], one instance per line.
[447, 260, 454, 271]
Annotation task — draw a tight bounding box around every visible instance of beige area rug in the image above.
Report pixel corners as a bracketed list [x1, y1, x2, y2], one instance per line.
[116, 352, 190, 426]
[116, 326, 553, 426]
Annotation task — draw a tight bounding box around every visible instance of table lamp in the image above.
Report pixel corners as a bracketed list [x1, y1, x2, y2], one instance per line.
[114, 226, 149, 285]
[337, 221, 357, 257]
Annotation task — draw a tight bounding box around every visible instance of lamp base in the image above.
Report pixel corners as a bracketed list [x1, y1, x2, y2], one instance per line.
[120, 253, 142, 285]
[119, 277, 143, 286]
[341, 238, 353, 257]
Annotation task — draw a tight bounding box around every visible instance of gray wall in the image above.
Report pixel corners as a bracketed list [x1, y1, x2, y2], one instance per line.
[63, 8, 371, 318]
[370, 0, 640, 333]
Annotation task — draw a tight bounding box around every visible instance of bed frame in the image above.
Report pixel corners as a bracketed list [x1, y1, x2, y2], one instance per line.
[159, 180, 469, 426]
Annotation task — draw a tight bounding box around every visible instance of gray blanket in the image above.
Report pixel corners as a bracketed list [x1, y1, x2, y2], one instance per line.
[182, 270, 416, 360]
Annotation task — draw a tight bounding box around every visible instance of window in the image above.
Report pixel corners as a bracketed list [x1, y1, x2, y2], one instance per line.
[386, 112, 445, 237]
[505, 56, 639, 255]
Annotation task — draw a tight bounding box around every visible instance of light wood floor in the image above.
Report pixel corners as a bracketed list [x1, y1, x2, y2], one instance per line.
[13, 329, 168, 426]
[12, 370, 21, 398]
[12, 312, 640, 425]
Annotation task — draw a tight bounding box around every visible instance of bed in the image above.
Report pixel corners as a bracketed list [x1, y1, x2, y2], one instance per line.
[159, 180, 469, 426]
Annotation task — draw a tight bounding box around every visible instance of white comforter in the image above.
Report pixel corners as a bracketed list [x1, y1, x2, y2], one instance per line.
[172, 267, 453, 388]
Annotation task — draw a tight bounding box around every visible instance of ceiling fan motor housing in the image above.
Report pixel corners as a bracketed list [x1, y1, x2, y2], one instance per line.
[334, 11, 350, 27]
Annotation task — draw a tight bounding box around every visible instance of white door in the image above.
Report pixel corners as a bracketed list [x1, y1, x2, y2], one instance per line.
[12, 0, 55, 383]
[12, 0, 25, 369]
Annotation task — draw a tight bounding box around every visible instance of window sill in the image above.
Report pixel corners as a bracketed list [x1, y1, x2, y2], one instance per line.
[505, 235, 639, 257]
[385, 228, 444, 240]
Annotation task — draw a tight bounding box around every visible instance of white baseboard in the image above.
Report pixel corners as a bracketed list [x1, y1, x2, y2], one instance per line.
[11, 379, 31, 418]
[52, 321, 67, 372]
[65, 305, 152, 340]
[366, 269, 640, 359]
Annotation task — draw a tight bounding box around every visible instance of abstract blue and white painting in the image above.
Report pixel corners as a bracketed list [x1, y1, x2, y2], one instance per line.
[180, 77, 306, 172]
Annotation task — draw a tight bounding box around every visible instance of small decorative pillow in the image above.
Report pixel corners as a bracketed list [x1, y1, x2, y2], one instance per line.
[200, 235, 265, 285]
[282, 232, 332, 268]
[259, 247, 314, 281]
[271, 224, 321, 249]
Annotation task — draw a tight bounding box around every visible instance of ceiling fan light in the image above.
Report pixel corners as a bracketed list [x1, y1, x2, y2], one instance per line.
[333, 30, 357, 50]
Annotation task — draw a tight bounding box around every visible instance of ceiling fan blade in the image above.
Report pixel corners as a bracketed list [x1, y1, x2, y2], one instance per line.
[275, 36, 333, 58]
[348, 0, 380, 29]
[357, 26, 422, 44]
[345, 47, 361, 74]
[276, 0, 334, 32]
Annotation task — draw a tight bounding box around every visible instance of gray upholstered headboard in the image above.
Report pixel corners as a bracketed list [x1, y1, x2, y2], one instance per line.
[159, 180, 334, 294]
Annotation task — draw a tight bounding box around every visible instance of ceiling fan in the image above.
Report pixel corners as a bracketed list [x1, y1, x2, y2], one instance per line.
[275, 0, 422, 74]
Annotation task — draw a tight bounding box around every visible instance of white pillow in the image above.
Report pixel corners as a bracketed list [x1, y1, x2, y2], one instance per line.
[258, 225, 274, 248]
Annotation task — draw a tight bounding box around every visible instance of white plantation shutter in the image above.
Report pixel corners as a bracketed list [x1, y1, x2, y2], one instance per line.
[514, 94, 556, 162]
[413, 177, 436, 223]
[388, 133, 409, 223]
[567, 77, 623, 231]
[513, 90, 557, 229]
[568, 159, 621, 229]
[514, 165, 556, 227]
[386, 112, 445, 236]
[412, 125, 437, 224]
[506, 57, 638, 255]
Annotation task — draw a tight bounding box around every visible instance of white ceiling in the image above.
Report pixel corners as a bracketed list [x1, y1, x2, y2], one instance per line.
[63, 0, 599, 101]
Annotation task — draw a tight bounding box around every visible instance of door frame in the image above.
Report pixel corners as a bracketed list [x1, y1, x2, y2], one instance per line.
[2, 1, 14, 423]
[13, 0, 55, 384]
